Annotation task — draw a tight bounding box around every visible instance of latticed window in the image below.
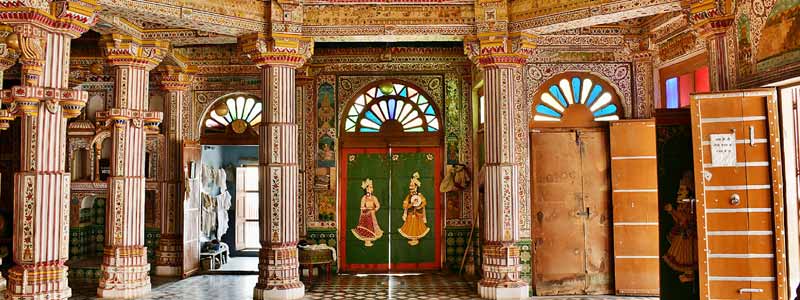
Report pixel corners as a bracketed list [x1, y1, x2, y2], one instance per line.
[533, 76, 620, 122]
[345, 82, 440, 133]
[204, 96, 262, 134]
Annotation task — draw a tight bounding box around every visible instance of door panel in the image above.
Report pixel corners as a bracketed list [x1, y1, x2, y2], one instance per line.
[389, 150, 439, 269]
[609, 120, 660, 296]
[578, 130, 612, 295]
[342, 151, 390, 269]
[531, 131, 587, 295]
[691, 90, 787, 300]
[182, 140, 201, 278]
[339, 147, 441, 272]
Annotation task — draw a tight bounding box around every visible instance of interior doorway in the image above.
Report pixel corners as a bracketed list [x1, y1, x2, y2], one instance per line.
[530, 128, 611, 295]
[196, 94, 262, 273]
[337, 80, 444, 272]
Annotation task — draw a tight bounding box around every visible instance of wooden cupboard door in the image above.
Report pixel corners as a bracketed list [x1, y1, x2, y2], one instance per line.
[609, 120, 660, 296]
[691, 90, 788, 300]
[182, 140, 201, 278]
[531, 131, 587, 295]
[577, 129, 612, 295]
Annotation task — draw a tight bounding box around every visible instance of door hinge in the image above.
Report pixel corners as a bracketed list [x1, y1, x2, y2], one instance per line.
[576, 207, 591, 217]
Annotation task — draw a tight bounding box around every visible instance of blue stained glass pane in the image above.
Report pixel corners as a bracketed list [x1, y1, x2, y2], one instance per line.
[405, 127, 424, 132]
[536, 104, 562, 118]
[376, 88, 385, 98]
[399, 88, 407, 97]
[387, 99, 396, 119]
[549, 85, 568, 107]
[666, 77, 679, 109]
[572, 77, 581, 104]
[592, 104, 617, 117]
[585, 85, 603, 107]
[360, 127, 379, 132]
[428, 126, 438, 132]
[365, 111, 383, 125]
[425, 105, 434, 115]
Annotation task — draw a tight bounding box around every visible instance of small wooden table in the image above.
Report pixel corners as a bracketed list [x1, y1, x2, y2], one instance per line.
[298, 248, 334, 284]
[200, 244, 229, 270]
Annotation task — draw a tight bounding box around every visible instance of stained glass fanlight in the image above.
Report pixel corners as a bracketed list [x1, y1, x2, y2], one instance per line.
[533, 76, 620, 122]
[345, 82, 440, 133]
[204, 96, 262, 133]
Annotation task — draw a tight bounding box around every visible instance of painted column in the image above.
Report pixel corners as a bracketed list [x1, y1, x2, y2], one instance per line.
[153, 66, 192, 276]
[628, 36, 656, 118]
[239, 32, 313, 300]
[477, 58, 529, 300]
[97, 34, 166, 299]
[689, 2, 734, 92]
[0, 24, 17, 292]
[0, 3, 97, 298]
[466, 31, 534, 299]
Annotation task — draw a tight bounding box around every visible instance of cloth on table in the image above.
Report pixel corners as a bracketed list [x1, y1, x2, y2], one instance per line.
[216, 169, 227, 192]
[298, 244, 337, 261]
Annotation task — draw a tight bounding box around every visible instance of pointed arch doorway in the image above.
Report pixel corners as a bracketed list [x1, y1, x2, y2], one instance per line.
[338, 80, 443, 272]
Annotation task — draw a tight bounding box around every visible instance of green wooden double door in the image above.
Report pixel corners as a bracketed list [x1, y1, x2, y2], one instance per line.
[339, 147, 442, 271]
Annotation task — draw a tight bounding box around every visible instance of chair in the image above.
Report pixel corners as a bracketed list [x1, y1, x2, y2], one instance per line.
[298, 247, 334, 284]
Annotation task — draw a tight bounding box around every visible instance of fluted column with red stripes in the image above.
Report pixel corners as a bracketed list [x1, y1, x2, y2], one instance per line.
[97, 34, 166, 299]
[465, 30, 535, 298]
[0, 2, 97, 299]
[239, 31, 313, 300]
[689, 3, 734, 91]
[152, 66, 192, 276]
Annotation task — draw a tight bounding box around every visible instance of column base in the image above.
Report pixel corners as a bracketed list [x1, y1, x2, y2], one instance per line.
[253, 285, 305, 300]
[6, 264, 71, 300]
[97, 246, 151, 299]
[154, 266, 181, 276]
[154, 236, 183, 277]
[477, 280, 529, 300]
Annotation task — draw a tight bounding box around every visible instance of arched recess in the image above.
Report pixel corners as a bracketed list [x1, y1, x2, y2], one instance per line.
[340, 80, 443, 148]
[199, 93, 262, 145]
[530, 72, 625, 128]
[337, 79, 443, 272]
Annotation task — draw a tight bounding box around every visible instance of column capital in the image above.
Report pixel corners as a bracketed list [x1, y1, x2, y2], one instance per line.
[153, 65, 194, 92]
[687, 0, 734, 38]
[101, 33, 169, 70]
[0, 25, 20, 71]
[0, 0, 99, 39]
[464, 32, 535, 69]
[238, 32, 314, 68]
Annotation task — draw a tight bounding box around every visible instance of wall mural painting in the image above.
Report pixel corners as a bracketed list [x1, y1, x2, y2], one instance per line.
[737, 14, 754, 78]
[755, 0, 800, 72]
[318, 83, 336, 130]
[398, 172, 429, 246]
[351, 178, 384, 247]
[317, 135, 336, 168]
[317, 190, 336, 222]
[663, 171, 697, 283]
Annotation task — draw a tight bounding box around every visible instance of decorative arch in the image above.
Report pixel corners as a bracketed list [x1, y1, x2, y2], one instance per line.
[530, 72, 624, 128]
[342, 80, 441, 134]
[199, 93, 261, 144]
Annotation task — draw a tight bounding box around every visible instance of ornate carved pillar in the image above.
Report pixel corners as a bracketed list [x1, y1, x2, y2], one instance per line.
[152, 65, 192, 276]
[0, 2, 97, 299]
[465, 32, 534, 299]
[239, 30, 313, 300]
[96, 34, 166, 299]
[690, 1, 734, 91]
[628, 38, 656, 118]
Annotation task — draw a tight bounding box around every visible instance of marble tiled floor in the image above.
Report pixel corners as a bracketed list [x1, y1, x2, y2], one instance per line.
[69, 273, 658, 300]
[213, 256, 259, 272]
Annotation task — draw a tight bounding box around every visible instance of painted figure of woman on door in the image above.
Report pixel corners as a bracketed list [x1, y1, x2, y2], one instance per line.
[663, 171, 697, 282]
[351, 178, 383, 247]
[399, 172, 430, 246]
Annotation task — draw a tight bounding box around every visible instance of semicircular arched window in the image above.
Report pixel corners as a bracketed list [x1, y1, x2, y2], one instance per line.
[533, 76, 620, 122]
[345, 83, 440, 133]
[204, 96, 262, 134]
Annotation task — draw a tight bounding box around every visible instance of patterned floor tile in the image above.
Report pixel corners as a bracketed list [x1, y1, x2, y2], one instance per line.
[67, 273, 659, 300]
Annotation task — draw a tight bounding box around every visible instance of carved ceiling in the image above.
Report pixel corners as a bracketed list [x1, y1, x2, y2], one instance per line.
[90, 0, 686, 43]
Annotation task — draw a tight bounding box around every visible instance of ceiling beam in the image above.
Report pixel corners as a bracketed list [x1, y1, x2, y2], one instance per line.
[511, 0, 683, 34]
